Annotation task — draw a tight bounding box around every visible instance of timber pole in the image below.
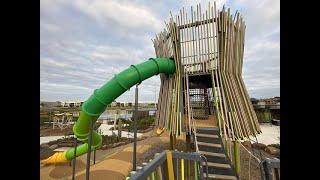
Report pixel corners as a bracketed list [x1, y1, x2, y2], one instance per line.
[234, 140, 240, 175]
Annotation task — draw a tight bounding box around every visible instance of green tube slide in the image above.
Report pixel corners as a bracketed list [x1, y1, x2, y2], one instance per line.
[64, 57, 176, 160]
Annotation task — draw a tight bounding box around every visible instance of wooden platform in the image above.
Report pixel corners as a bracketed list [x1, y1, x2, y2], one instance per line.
[193, 115, 217, 128]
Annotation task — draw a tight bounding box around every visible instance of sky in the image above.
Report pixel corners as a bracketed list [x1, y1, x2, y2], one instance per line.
[40, 0, 280, 102]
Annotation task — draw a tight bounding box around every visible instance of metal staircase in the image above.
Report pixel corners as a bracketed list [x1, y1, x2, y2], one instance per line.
[196, 127, 238, 180]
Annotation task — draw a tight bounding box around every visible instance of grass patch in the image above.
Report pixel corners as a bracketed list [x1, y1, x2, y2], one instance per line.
[256, 111, 272, 123]
[110, 116, 155, 131]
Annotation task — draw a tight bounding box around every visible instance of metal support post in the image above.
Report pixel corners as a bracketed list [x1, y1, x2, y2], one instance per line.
[133, 84, 139, 171]
[93, 149, 96, 164]
[85, 119, 94, 180]
[72, 138, 78, 180]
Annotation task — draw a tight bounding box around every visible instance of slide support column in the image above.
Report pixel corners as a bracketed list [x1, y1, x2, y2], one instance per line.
[133, 84, 139, 171]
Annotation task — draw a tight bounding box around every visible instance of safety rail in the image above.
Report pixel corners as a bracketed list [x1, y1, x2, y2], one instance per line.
[260, 158, 280, 180]
[128, 150, 208, 180]
[191, 118, 199, 152]
[221, 136, 280, 180]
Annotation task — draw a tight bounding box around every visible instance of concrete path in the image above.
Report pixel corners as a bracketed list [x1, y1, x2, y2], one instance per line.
[40, 136, 64, 145]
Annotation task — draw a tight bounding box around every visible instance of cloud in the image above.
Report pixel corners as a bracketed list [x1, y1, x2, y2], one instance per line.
[73, 0, 162, 32]
[226, 0, 280, 98]
[40, 0, 279, 101]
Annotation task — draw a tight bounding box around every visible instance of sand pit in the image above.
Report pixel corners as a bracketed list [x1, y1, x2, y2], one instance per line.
[255, 123, 280, 145]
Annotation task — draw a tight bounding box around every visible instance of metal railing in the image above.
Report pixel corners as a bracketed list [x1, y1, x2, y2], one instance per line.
[191, 119, 199, 152]
[260, 158, 280, 180]
[129, 150, 208, 180]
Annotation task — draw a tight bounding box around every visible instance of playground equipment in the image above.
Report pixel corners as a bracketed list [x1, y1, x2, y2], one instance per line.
[52, 113, 73, 130]
[41, 57, 176, 165]
[138, 2, 264, 179]
[41, 1, 277, 179]
[156, 127, 165, 136]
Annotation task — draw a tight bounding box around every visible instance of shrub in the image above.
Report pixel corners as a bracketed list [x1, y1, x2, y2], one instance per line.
[268, 143, 280, 149]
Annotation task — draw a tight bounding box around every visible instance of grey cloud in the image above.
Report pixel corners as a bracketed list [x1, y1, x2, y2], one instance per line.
[40, 0, 279, 101]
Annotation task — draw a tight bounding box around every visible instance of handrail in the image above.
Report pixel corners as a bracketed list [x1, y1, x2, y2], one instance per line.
[129, 150, 207, 180]
[260, 158, 280, 180]
[200, 155, 209, 179]
[192, 119, 199, 152]
[239, 142, 261, 163]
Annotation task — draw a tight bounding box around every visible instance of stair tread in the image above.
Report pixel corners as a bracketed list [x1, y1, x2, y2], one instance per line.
[197, 141, 222, 148]
[204, 162, 231, 169]
[197, 127, 219, 131]
[198, 151, 226, 158]
[204, 173, 237, 180]
[196, 133, 219, 138]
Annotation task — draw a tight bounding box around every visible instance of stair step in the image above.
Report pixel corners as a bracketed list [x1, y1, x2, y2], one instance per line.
[196, 128, 220, 135]
[204, 162, 231, 169]
[197, 142, 221, 148]
[204, 173, 237, 180]
[207, 166, 236, 176]
[198, 144, 224, 153]
[205, 155, 230, 164]
[198, 151, 226, 158]
[196, 133, 219, 138]
[197, 136, 222, 144]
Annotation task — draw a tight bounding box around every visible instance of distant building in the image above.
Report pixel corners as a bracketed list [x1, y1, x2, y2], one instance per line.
[110, 101, 117, 107]
[71, 111, 80, 117]
[40, 101, 60, 108]
[251, 97, 280, 110]
[261, 97, 279, 105]
[257, 101, 266, 109]
[139, 103, 149, 107]
[250, 98, 259, 105]
[124, 102, 133, 107]
[57, 101, 83, 108]
[250, 97, 280, 120]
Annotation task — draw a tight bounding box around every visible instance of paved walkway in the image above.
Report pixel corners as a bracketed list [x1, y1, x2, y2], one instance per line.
[40, 131, 172, 180]
[40, 136, 64, 145]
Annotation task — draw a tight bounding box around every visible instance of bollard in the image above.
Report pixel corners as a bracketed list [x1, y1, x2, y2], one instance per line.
[234, 140, 240, 175]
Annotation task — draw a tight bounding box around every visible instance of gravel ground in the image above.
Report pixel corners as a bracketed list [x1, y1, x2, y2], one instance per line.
[136, 138, 187, 167]
[240, 146, 262, 180]
[239, 143, 279, 180]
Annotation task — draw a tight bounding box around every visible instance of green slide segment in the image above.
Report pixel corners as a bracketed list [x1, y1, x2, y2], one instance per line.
[65, 58, 176, 160]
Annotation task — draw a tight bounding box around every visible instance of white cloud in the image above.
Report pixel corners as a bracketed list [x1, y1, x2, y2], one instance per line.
[41, 57, 69, 68]
[73, 0, 163, 31]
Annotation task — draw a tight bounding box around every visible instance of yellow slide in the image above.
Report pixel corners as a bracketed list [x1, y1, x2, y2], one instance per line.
[156, 127, 165, 136]
[41, 152, 69, 165]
